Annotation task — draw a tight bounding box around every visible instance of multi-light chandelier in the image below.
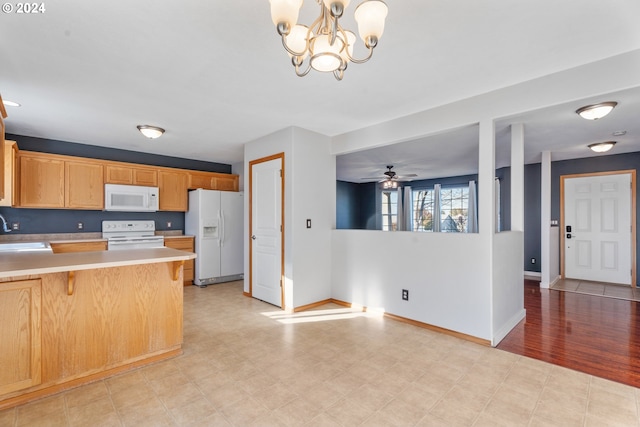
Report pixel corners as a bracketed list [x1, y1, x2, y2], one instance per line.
[268, 0, 388, 80]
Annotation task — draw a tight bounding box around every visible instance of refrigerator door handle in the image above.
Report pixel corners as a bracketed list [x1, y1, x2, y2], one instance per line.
[220, 209, 225, 247]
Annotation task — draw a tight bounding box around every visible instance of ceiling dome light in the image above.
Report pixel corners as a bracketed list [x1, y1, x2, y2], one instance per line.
[137, 125, 165, 139]
[588, 141, 616, 153]
[2, 99, 21, 107]
[576, 102, 617, 120]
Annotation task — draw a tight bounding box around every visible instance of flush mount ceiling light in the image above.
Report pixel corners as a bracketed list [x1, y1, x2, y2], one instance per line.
[2, 99, 21, 107]
[576, 102, 617, 120]
[269, 0, 388, 81]
[137, 125, 165, 139]
[588, 141, 616, 153]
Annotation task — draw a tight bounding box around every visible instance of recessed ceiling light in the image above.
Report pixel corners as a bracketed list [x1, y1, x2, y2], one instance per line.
[137, 125, 165, 139]
[612, 130, 627, 136]
[588, 141, 616, 153]
[576, 101, 617, 120]
[2, 99, 21, 107]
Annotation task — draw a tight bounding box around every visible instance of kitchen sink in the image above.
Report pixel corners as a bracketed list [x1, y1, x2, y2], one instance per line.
[0, 241, 53, 253]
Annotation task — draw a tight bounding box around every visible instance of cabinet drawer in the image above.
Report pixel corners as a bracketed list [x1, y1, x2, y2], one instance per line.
[50, 241, 107, 254]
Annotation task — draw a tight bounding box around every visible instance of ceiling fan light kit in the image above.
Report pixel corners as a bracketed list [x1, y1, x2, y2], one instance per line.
[588, 141, 616, 153]
[268, 0, 388, 80]
[576, 101, 617, 120]
[137, 125, 165, 139]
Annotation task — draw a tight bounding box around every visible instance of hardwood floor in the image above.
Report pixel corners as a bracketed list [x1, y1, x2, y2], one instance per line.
[498, 279, 640, 388]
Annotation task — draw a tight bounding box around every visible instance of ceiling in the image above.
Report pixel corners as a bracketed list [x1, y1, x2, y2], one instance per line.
[2, 1, 640, 180]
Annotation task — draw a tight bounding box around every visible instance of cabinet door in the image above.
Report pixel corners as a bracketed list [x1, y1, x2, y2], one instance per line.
[50, 241, 107, 253]
[65, 160, 104, 209]
[164, 237, 195, 285]
[158, 170, 188, 211]
[0, 279, 42, 395]
[188, 172, 214, 190]
[105, 165, 133, 184]
[216, 176, 239, 192]
[133, 168, 158, 186]
[18, 153, 65, 208]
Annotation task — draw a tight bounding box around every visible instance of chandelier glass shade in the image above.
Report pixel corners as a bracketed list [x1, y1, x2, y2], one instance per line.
[269, 0, 388, 80]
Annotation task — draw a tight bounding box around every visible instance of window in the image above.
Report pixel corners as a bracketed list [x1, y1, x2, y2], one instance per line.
[440, 186, 469, 232]
[381, 191, 397, 231]
[413, 189, 434, 231]
[411, 185, 469, 233]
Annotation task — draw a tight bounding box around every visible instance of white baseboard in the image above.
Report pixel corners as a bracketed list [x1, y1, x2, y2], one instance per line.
[492, 308, 526, 347]
[524, 271, 541, 281]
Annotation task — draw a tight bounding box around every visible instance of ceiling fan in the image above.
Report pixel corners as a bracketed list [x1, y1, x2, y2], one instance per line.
[360, 165, 417, 185]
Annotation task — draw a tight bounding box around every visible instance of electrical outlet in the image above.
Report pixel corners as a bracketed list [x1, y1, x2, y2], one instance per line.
[77, 222, 83, 230]
[531, 258, 536, 264]
[402, 289, 409, 301]
[11, 222, 20, 231]
[167, 222, 172, 228]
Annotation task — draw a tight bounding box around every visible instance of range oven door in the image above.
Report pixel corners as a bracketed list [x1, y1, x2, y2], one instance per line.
[107, 236, 165, 250]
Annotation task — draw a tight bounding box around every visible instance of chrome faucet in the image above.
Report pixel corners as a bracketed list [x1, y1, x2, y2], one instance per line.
[0, 213, 11, 233]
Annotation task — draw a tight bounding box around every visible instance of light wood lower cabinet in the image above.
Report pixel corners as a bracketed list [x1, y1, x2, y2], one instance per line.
[50, 241, 107, 253]
[0, 262, 183, 409]
[165, 237, 194, 285]
[0, 279, 42, 395]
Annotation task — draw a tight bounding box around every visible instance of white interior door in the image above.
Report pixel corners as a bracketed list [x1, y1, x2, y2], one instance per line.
[250, 157, 283, 307]
[564, 173, 632, 285]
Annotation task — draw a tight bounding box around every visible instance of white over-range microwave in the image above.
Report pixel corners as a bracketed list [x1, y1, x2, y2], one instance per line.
[104, 184, 159, 212]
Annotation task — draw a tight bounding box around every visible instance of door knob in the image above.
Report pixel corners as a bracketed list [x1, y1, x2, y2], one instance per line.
[251, 235, 256, 240]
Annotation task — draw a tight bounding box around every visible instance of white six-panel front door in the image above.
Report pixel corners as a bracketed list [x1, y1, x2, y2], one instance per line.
[564, 173, 632, 285]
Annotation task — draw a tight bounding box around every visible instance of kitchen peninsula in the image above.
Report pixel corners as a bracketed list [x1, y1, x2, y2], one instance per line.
[0, 247, 195, 410]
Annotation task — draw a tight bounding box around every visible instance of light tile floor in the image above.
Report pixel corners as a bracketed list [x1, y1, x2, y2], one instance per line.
[2, 281, 640, 426]
[551, 278, 640, 302]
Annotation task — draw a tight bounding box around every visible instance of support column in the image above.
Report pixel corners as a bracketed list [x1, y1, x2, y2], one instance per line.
[540, 151, 552, 288]
[511, 124, 524, 232]
[479, 119, 496, 237]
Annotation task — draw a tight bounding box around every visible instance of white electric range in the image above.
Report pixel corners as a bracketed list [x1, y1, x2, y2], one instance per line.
[101, 220, 165, 250]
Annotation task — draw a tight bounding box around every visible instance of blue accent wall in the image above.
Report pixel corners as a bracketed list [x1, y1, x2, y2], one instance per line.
[0, 134, 233, 235]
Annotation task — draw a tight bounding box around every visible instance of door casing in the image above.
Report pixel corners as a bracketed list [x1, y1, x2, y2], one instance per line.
[560, 170, 636, 287]
[248, 152, 285, 307]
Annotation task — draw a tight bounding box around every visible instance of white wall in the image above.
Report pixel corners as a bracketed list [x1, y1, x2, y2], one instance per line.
[492, 231, 526, 345]
[243, 127, 334, 310]
[290, 127, 335, 307]
[332, 230, 492, 340]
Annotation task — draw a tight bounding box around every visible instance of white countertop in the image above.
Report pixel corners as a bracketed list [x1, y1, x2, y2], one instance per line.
[0, 247, 196, 279]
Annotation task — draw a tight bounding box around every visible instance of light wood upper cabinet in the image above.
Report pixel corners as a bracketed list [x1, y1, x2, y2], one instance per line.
[0, 279, 42, 395]
[0, 95, 7, 201]
[14, 149, 236, 211]
[0, 141, 16, 207]
[188, 172, 214, 190]
[105, 164, 158, 186]
[17, 152, 104, 209]
[18, 152, 65, 208]
[158, 169, 188, 211]
[188, 171, 239, 192]
[65, 160, 104, 209]
[215, 175, 239, 192]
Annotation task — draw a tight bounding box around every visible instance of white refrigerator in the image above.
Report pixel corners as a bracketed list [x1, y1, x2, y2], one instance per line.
[185, 189, 244, 287]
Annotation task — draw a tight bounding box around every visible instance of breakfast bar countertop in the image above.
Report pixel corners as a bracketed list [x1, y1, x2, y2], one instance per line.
[0, 247, 196, 279]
